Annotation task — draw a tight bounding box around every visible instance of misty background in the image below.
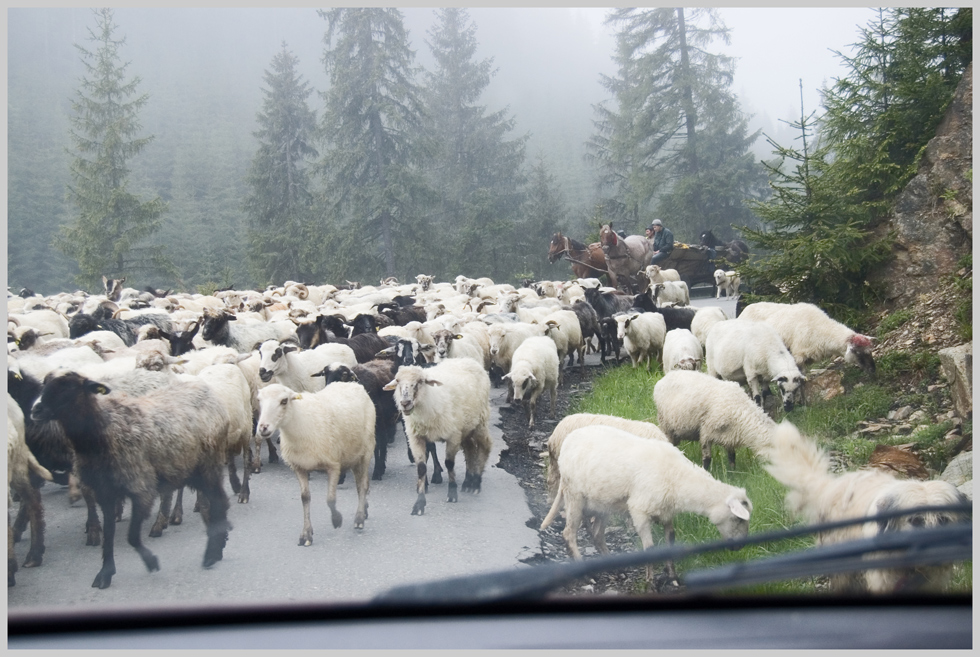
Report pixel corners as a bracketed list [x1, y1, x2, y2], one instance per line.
[7, 7, 876, 294]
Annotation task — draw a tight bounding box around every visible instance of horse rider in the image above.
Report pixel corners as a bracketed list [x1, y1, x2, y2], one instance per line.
[647, 219, 674, 266]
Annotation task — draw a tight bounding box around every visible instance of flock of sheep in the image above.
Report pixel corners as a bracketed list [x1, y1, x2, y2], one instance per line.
[6, 268, 968, 594]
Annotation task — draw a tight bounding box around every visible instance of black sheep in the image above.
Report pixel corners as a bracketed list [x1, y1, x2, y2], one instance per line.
[30, 371, 231, 589]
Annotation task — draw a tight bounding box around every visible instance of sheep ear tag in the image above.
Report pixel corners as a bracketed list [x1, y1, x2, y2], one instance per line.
[729, 497, 750, 520]
[294, 394, 303, 400]
[382, 380, 397, 391]
[86, 382, 111, 395]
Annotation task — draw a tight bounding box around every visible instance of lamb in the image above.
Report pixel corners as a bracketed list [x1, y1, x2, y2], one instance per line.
[314, 360, 398, 481]
[540, 426, 752, 581]
[30, 370, 231, 589]
[653, 370, 778, 471]
[199, 308, 283, 353]
[614, 312, 667, 371]
[737, 301, 876, 374]
[662, 328, 703, 372]
[598, 316, 623, 364]
[255, 382, 375, 546]
[651, 281, 690, 307]
[705, 319, 806, 412]
[764, 421, 969, 593]
[713, 269, 741, 299]
[544, 413, 669, 503]
[690, 305, 728, 347]
[383, 358, 492, 516]
[503, 336, 560, 429]
[8, 393, 53, 586]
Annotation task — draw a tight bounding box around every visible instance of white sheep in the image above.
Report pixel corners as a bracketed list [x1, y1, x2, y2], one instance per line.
[430, 328, 486, 368]
[662, 328, 703, 372]
[614, 312, 667, 371]
[642, 265, 681, 285]
[737, 302, 876, 374]
[503, 336, 559, 429]
[383, 358, 492, 516]
[544, 413, 669, 503]
[256, 382, 375, 546]
[651, 281, 690, 307]
[8, 392, 53, 585]
[713, 269, 741, 299]
[539, 309, 585, 373]
[255, 339, 357, 392]
[690, 305, 728, 348]
[653, 369, 777, 471]
[486, 321, 544, 401]
[705, 319, 806, 412]
[765, 421, 969, 593]
[540, 426, 752, 581]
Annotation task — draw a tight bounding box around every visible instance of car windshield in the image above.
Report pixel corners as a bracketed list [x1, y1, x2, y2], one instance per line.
[7, 5, 972, 648]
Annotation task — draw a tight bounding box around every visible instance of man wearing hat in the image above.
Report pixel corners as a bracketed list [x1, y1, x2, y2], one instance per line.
[647, 219, 674, 266]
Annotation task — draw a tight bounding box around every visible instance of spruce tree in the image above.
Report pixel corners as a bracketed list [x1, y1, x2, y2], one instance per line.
[243, 43, 319, 287]
[422, 8, 527, 281]
[58, 8, 171, 291]
[317, 8, 429, 281]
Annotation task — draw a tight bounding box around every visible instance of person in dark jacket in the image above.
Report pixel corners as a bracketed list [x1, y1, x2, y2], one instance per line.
[648, 219, 674, 266]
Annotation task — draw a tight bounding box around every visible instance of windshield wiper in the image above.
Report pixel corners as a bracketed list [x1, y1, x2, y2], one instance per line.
[372, 503, 971, 604]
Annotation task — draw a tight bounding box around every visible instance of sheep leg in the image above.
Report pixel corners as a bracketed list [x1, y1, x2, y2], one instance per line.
[701, 442, 713, 471]
[68, 471, 84, 505]
[197, 473, 230, 568]
[238, 444, 252, 504]
[92, 494, 119, 589]
[726, 447, 737, 471]
[526, 397, 536, 430]
[251, 432, 264, 473]
[460, 428, 489, 494]
[549, 382, 558, 419]
[295, 468, 314, 545]
[444, 445, 459, 504]
[150, 486, 176, 537]
[16, 482, 45, 568]
[227, 449, 242, 495]
[561, 492, 584, 560]
[82, 484, 102, 546]
[8, 518, 17, 587]
[352, 458, 370, 529]
[371, 425, 388, 481]
[326, 465, 344, 530]
[170, 487, 184, 526]
[628, 506, 657, 583]
[428, 442, 443, 484]
[410, 436, 429, 515]
[589, 516, 610, 555]
[664, 520, 677, 581]
[126, 494, 160, 575]
[266, 436, 279, 463]
[12, 497, 29, 543]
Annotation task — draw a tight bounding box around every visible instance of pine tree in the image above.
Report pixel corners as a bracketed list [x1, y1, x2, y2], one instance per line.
[58, 8, 171, 291]
[421, 8, 528, 281]
[821, 8, 972, 223]
[739, 84, 891, 313]
[243, 43, 319, 287]
[521, 156, 570, 280]
[587, 8, 765, 239]
[317, 8, 430, 281]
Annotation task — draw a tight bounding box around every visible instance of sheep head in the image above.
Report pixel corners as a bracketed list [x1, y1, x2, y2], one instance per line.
[382, 366, 441, 415]
[255, 384, 302, 438]
[845, 333, 876, 374]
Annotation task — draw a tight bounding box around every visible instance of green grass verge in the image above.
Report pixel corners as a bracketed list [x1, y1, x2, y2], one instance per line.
[565, 362, 971, 596]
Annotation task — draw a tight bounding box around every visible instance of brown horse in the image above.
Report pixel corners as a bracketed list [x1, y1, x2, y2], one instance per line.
[598, 224, 652, 294]
[548, 232, 609, 283]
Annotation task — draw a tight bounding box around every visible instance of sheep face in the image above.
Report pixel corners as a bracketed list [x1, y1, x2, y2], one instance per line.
[773, 373, 806, 412]
[200, 310, 234, 342]
[845, 334, 876, 374]
[255, 384, 300, 438]
[431, 330, 457, 361]
[313, 363, 358, 385]
[614, 314, 635, 341]
[382, 367, 441, 416]
[257, 340, 298, 383]
[709, 493, 753, 547]
[503, 363, 537, 402]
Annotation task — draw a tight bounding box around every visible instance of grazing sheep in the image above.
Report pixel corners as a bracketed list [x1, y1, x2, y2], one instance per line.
[540, 426, 752, 581]
[314, 360, 398, 481]
[383, 358, 492, 516]
[544, 413, 668, 503]
[654, 370, 777, 471]
[651, 281, 690, 307]
[705, 319, 806, 412]
[8, 393, 53, 586]
[256, 382, 375, 546]
[503, 336, 560, 430]
[30, 371, 231, 589]
[713, 269, 741, 299]
[614, 312, 667, 371]
[765, 421, 970, 593]
[690, 306, 728, 347]
[737, 302, 876, 374]
[662, 328, 703, 372]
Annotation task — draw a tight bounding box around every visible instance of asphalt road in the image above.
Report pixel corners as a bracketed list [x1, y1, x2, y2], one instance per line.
[8, 385, 541, 612]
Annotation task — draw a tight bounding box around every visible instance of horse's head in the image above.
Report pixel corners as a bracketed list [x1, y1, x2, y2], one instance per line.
[548, 232, 565, 263]
[599, 224, 618, 247]
[699, 229, 718, 247]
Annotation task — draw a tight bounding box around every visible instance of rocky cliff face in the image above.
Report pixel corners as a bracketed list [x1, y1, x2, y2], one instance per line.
[870, 63, 973, 307]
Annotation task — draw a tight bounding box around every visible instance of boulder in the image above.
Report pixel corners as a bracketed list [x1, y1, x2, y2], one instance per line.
[803, 368, 844, 405]
[940, 450, 973, 487]
[939, 343, 972, 419]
